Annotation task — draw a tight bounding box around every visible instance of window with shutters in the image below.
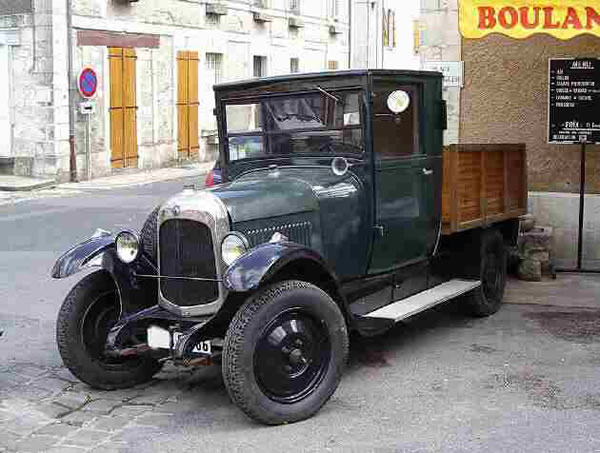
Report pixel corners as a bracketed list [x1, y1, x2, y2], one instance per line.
[177, 51, 199, 158]
[289, 0, 300, 14]
[327, 60, 339, 70]
[290, 57, 299, 74]
[328, 0, 339, 18]
[109, 47, 138, 168]
[205, 52, 223, 85]
[253, 55, 267, 77]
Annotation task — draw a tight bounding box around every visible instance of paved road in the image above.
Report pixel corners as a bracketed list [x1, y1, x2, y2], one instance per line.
[1, 179, 600, 452]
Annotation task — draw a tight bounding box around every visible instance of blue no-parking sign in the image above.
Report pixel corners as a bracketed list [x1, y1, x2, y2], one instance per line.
[78, 67, 98, 99]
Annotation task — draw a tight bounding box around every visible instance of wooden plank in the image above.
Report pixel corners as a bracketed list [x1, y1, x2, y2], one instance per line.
[123, 48, 138, 167]
[450, 146, 459, 232]
[78, 30, 160, 48]
[441, 143, 527, 236]
[109, 48, 123, 167]
[177, 51, 189, 154]
[441, 147, 451, 223]
[189, 51, 199, 157]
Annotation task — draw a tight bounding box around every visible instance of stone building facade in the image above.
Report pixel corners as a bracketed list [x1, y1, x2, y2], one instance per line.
[0, 0, 350, 181]
[418, 0, 600, 270]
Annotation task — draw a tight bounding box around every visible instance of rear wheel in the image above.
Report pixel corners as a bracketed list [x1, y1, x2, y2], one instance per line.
[56, 271, 162, 389]
[463, 229, 507, 317]
[222, 280, 348, 425]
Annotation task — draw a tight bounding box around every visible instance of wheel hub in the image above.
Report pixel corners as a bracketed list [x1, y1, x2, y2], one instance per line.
[254, 309, 330, 403]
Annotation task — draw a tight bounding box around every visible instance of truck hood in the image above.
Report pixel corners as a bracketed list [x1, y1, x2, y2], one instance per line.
[209, 166, 362, 223]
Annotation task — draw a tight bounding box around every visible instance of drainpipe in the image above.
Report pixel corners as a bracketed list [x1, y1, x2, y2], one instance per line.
[66, 0, 77, 182]
[348, 0, 352, 68]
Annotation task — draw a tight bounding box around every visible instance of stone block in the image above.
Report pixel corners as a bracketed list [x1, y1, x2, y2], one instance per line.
[62, 429, 110, 447]
[88, 415, 133, 432]
[81, 399, 121, 415]
[518, 259, 542, 281]
[14, 435, 58, 453]
[520, 213, 535, 232]
[519, 226, 554, 256]
[53, 392, 90, 411]
[34, 421, 77, 437]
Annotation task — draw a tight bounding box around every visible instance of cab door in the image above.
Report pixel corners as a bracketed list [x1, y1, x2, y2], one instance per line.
[368, 83, 438, 274]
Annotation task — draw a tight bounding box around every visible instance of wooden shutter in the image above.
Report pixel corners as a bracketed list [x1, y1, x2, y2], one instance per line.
[109, 47, 138, 168]
[177, 51, 199, 158]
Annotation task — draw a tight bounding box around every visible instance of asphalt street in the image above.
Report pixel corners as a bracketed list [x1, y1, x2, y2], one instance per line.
[1, 177, 600, 453]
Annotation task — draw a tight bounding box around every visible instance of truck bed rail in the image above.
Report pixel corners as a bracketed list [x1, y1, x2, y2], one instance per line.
[441, 143, 527, 235]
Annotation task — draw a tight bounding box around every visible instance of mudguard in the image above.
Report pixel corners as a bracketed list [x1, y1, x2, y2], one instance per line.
[51, 232, 116, 279]
[223, 241, 339, 292]
[51, 231, 158, 316]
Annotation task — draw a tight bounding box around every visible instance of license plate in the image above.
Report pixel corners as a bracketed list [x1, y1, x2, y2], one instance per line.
[147, 326, 211, 355]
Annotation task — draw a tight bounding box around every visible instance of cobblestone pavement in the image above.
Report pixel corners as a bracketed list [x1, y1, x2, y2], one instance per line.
[3, 298, 600, 453]
[0, 357, 220, 453]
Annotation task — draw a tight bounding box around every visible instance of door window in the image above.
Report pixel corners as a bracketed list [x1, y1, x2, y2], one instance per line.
[373, 85, 421, 160]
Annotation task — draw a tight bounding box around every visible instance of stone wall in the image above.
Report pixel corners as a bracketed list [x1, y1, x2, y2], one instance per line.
[67, 0, 350, 176]
[3, 0, 70, 180]
[0, 0, 32, 15]
[461, 34, 600, 194]
[419, 0, 461, 145]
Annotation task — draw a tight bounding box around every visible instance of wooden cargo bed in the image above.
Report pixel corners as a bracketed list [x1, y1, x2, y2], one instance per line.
[441, 144, 527, 235]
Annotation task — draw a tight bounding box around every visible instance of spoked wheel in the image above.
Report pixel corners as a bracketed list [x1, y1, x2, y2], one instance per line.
[464, 229, 507, 317]
[56, 271, 162, 389]
[223, 280, 348, 425]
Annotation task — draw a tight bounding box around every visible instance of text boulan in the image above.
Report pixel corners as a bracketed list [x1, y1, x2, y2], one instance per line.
[478, 6, 600, 30]
[459, 1, 600, 39]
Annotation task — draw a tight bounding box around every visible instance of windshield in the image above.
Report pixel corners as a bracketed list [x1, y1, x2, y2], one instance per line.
[224, 90, 363, 161]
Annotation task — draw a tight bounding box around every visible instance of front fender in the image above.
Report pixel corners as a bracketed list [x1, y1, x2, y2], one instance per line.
[51, 233, 116, 279]
[52, 232, 158, 316]
[223, 241, 336, 292]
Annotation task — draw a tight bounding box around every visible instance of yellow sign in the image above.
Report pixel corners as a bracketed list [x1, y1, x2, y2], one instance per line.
[459, 0, 600, 40]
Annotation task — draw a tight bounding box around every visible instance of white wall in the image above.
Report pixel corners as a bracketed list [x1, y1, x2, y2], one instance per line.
[386, 0, 420, 70]
[351, 0, 420, 70]
[0, 44, 10, 157]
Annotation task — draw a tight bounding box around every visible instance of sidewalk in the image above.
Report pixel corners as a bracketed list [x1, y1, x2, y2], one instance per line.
[0, 162, 213, 206]
[505, 273, 600, 309]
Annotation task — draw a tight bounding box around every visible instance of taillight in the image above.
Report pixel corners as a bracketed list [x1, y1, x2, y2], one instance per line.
[204, 169, 215, 187]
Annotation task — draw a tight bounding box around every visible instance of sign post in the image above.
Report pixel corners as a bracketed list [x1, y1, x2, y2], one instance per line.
[548, 58, 600, 271]
[77, 67, 98, 181]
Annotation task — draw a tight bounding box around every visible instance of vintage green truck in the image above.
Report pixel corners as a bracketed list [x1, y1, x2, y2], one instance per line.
[52, 70, 527, 425]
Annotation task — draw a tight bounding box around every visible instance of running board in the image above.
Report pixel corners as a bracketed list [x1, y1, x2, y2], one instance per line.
[363, 279, 481, 322]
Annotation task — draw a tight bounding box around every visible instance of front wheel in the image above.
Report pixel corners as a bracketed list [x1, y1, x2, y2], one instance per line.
[56, 271, 162, 389]
[222, 280, 348, 425]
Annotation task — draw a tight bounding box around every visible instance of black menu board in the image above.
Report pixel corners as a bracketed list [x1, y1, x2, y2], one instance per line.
[548, 58, 600, 144]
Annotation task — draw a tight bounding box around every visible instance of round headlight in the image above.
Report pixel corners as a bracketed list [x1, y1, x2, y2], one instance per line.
[221, 233, 249, 267]
[115, 231, 140, 264]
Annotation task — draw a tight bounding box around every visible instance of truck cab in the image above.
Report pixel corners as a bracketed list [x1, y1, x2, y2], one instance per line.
[52, 70, 522, 426]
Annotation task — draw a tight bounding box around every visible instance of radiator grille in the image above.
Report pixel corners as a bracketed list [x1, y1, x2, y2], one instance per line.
[243, 221, 312, 247]
[159, 219, 218, 307]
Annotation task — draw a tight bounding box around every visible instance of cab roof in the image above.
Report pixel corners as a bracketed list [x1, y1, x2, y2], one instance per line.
[213, 69, 443, 92]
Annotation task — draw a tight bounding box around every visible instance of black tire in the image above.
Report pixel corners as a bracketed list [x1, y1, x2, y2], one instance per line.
[140, 205, 160, 264]
[222, 280, 348, 425]
[56, 271, 162, 390]
[463, 229, 507, 317]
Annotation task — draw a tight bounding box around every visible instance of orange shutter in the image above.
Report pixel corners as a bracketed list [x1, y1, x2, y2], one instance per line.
[177, 51, 199, 158]
[109, 47, 138, 168]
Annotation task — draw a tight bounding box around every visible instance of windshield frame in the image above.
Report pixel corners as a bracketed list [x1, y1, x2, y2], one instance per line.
[221, 87, 366, 164]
